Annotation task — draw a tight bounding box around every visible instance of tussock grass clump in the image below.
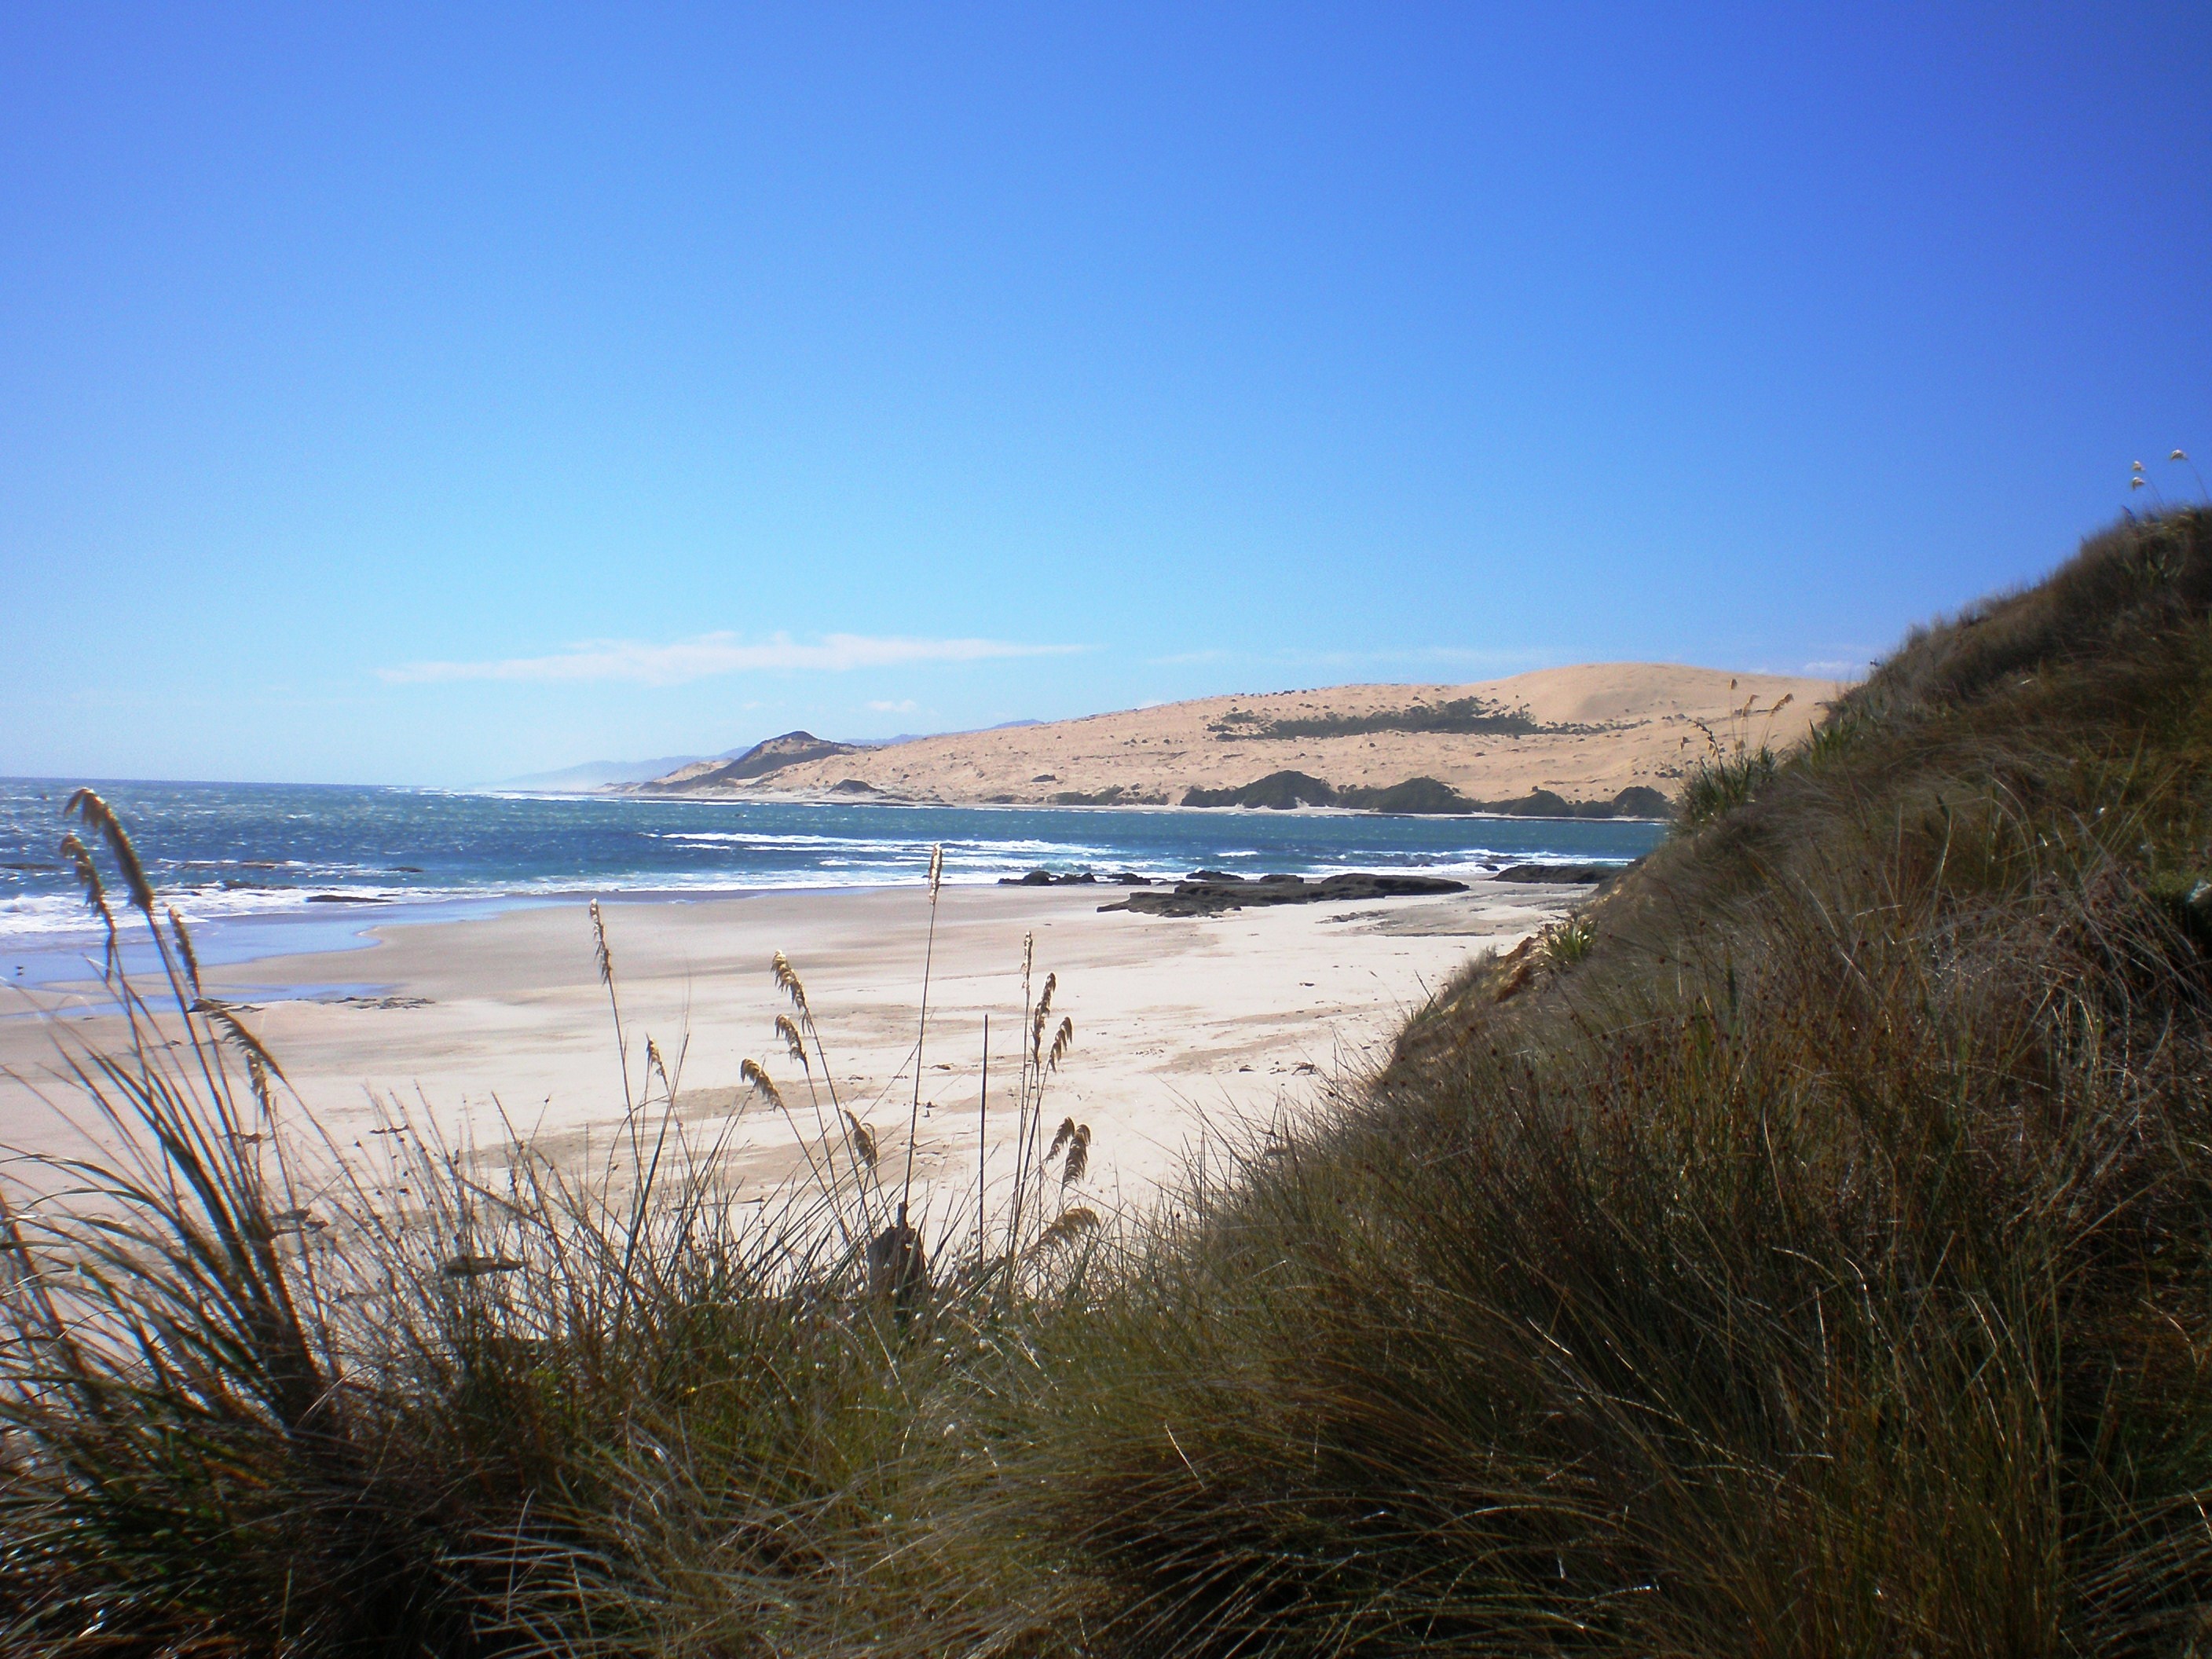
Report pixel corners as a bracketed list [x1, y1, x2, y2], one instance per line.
[1672, 686, 1795, 830]
[1673, 739, 1778, 827]
[0, 820, 1097, 1655]
[991, 510, 2212, 1653]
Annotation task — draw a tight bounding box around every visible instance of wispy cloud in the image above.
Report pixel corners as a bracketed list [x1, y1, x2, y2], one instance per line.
[383, 632, 1083, 687]
[866, 698, 920, 713]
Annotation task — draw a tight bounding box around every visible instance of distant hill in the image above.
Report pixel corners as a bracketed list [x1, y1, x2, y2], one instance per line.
[633, 731, 862, 793]
[632, 665, 1841, 815]
[503, 720, 1049, 798]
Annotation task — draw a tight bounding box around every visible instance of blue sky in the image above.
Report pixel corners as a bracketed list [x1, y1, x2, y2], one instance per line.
[3, 5, 2207, 786]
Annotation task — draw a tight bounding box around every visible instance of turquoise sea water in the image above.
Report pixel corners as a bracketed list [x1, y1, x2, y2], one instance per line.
[0, 778, 1664, 983]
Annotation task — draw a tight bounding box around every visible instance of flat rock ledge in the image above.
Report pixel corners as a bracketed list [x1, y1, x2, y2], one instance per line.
[999, 870, 1154, 887]
[1102, 871, 1469, 917]
[1491, 862, 1624, 884]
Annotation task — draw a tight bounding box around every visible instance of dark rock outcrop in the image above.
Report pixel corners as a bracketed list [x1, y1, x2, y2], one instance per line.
[1049, 785, 1169, 806]
[1608, 785, 1673, 818]
[1103, 871, 1468, 917]
[1473, 786, 1674, 819]
[1492, 862, 1626, 885]
[1336, 776, 1475, 814]
[1181, 771, 1339, 809]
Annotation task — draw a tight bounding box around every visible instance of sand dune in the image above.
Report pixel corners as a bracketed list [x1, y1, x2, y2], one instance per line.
[652, 663, 1840, 809]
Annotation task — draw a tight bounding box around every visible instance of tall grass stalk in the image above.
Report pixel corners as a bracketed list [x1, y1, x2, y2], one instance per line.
[897, 843, 945, 1218]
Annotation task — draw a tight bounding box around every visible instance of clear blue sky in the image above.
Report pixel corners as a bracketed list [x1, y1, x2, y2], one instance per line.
[3, 5, 2207, 786]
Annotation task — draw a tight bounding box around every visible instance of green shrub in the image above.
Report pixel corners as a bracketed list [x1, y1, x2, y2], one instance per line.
[1675, 742, 1779, 828]
[1541, 914, 1594, 969]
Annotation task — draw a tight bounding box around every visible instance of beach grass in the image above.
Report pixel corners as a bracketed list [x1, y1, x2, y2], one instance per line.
[6, 507, 2212, 1653]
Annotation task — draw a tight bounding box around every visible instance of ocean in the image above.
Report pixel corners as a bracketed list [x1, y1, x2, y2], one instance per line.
[1, 778, 1665, 983]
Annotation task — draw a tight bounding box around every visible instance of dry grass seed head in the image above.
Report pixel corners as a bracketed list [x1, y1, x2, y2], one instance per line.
[846, 1114, 877, 1170]
[202, 1002, 287, 1090]
[773, 950, 810, 1016]
[167, 906, 203, 998]
[57, 831, 116, 952]
[57, 831, 103, 906]
[1031, 973, 1058, 1060]
[739, 1057, 786, 1114]
[1048, 1016, 1075, 1071]
[1061, 1125, 1090, 1187]
[588, 899, 613, 989]
[66, 787, 154, 916]
[774, 1013, 808, 1069]
[1046, 1118, 1078, 1163]
[1032, 1206, 1100, 1251]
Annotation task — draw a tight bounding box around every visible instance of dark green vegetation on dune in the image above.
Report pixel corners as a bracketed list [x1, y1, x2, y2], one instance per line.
[7, 509, 2212, 1654]
[1180, 770, 1672, 816]
[1208, 694, 1577, 742]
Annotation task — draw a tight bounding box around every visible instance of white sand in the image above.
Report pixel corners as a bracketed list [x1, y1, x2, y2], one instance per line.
[0, 879, 1582, 1230]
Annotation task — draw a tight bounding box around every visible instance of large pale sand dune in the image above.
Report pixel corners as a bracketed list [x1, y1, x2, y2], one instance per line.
[0, 881, 1582, 1234]
[671, 662, 1838, 807]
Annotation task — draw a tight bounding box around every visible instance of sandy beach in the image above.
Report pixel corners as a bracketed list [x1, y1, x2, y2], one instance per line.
[0, 877, 1583, 1230]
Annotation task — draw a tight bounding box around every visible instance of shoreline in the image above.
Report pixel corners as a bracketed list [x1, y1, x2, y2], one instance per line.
[0, 877, 1589, 1215]
[1, 855, 1626, 991]
[602, 786, 1674, 822]
[2, 789, 1661, 989]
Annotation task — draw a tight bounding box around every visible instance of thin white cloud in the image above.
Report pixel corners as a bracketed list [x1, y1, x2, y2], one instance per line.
[866, 698, 920, 713]
[383, 632, 1083, 687]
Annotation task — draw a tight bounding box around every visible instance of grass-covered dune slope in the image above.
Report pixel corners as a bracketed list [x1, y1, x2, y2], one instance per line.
[5, 508, 2211, 1656]
[1035, 507, 2212, 1655]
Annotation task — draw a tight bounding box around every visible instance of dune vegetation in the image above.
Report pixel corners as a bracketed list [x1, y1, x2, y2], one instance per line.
[5, 507, 2212, 1654]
